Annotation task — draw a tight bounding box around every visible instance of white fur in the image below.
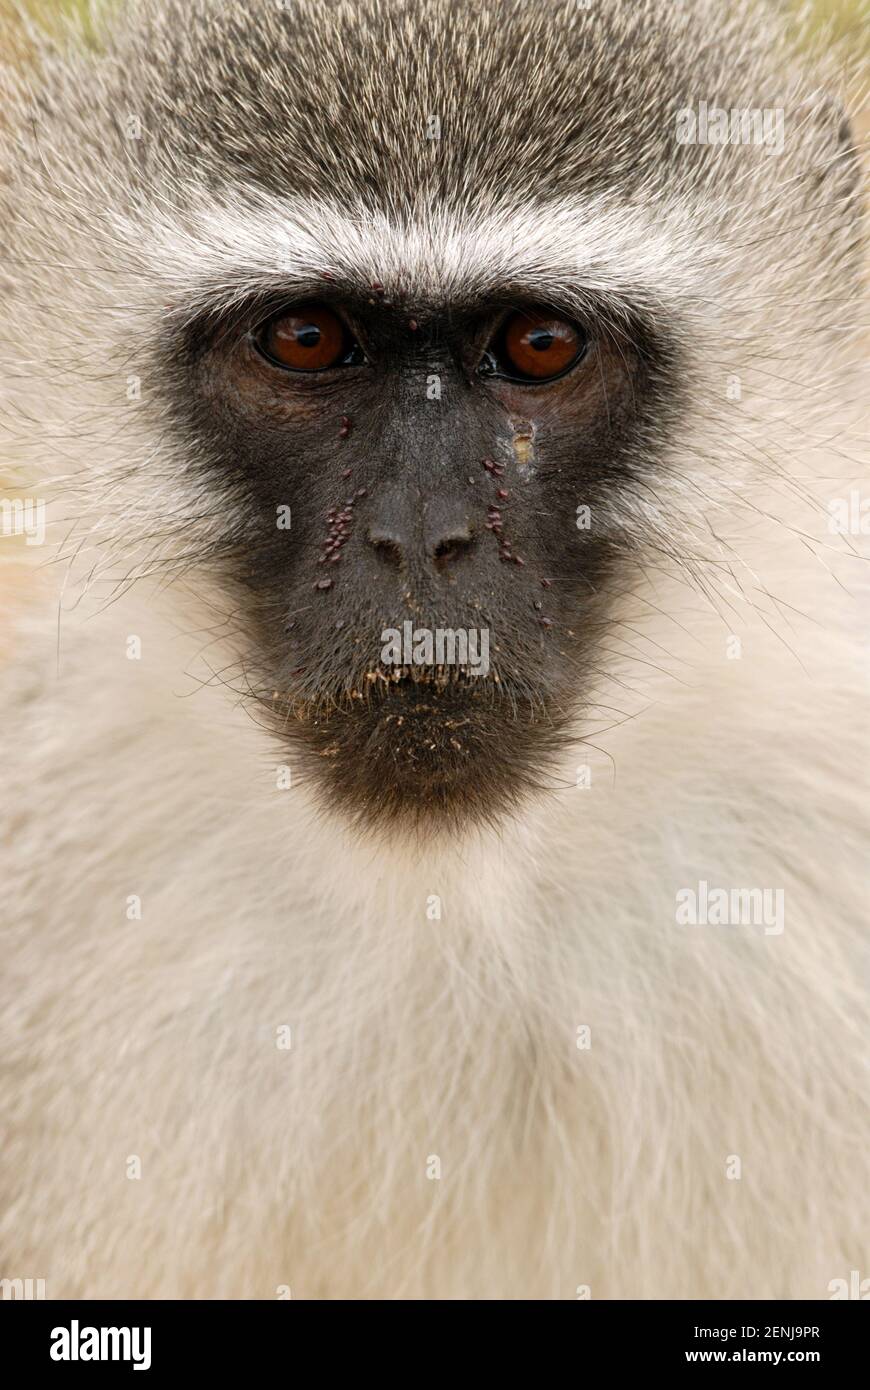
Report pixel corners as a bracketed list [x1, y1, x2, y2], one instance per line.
[112, 189, 708, 320]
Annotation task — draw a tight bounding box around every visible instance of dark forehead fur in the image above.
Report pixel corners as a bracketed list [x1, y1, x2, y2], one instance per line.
[30, 0, 852, 216]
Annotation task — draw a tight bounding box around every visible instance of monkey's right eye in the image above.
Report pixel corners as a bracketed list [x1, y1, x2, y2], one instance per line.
[253, 303, 364, 371]
[480, 309, 589, 383]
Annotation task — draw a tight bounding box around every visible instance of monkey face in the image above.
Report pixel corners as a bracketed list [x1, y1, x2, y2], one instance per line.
[8, 0, 852, 843]
[10, 0, 857, 839]
[165, 282, 670, 835]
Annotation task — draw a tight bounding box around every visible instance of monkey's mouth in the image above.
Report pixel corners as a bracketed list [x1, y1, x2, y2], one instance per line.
[274, 664, 556, 836]
[360, 663, 493, 690]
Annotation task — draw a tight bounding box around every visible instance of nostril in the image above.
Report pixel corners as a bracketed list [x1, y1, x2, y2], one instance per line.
[374, 538, 404, 570]
[366, 527, 405, 570]
[433, 528, 476, 569]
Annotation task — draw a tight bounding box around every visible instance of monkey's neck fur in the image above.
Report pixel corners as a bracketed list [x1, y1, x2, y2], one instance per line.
[4, 529, 866, 1297]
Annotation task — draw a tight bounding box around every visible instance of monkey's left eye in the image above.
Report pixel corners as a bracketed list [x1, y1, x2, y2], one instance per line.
[254, 303, 364, 371]
[480, 310, 588, 383]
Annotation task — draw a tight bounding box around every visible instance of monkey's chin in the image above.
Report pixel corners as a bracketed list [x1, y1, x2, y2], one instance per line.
[284, 680, 562, 840]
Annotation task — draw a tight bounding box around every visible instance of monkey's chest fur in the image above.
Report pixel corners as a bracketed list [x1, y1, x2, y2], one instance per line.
[0, 581, 863, 1299]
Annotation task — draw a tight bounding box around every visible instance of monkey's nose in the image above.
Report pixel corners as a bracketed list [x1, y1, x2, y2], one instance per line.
[365, 521, 476, 572]
[430, 524, 476, 570]
[365, 524, 405, 571]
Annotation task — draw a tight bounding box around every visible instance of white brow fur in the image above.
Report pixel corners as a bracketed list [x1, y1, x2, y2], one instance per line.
[115, 189, 707, 319]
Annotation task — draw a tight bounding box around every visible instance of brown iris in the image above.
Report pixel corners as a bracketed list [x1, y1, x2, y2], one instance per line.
[502, 310, 585, 380]
[259, 303, 348, 371]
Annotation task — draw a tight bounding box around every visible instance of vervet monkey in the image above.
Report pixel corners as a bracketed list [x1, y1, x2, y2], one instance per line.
[0, 0, 867, 1299]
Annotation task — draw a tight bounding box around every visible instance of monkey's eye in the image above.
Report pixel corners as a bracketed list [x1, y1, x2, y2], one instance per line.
[480, 310, 588, 382]
[254, 303, 364, 371]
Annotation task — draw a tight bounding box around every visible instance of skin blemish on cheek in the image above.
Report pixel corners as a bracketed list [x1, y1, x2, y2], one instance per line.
[510, 418, 536, 478]
[315, 487, 367, 584]
[481, 457, 525, 567]
[485, 429, 548, 599]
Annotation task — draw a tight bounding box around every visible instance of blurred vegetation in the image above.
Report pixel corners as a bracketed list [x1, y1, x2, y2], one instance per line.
[796, 0, 870, 56]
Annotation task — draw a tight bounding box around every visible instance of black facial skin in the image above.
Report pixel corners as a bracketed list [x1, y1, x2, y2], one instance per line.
[164, 287, 676, 837]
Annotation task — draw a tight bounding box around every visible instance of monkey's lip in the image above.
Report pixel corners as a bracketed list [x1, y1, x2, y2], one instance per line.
[275, 666, 554, 832]
[359, 663, 493, 691]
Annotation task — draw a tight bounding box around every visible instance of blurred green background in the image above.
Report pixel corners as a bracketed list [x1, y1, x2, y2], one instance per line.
[802, 0, 869, 54]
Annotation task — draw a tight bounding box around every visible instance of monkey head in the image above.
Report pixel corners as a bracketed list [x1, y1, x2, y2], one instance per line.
[4, 0, 859, 837]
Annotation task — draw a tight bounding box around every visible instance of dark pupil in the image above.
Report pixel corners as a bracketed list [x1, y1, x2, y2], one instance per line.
[528, 327, 555, 352]
[296, 323, 321, 348]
